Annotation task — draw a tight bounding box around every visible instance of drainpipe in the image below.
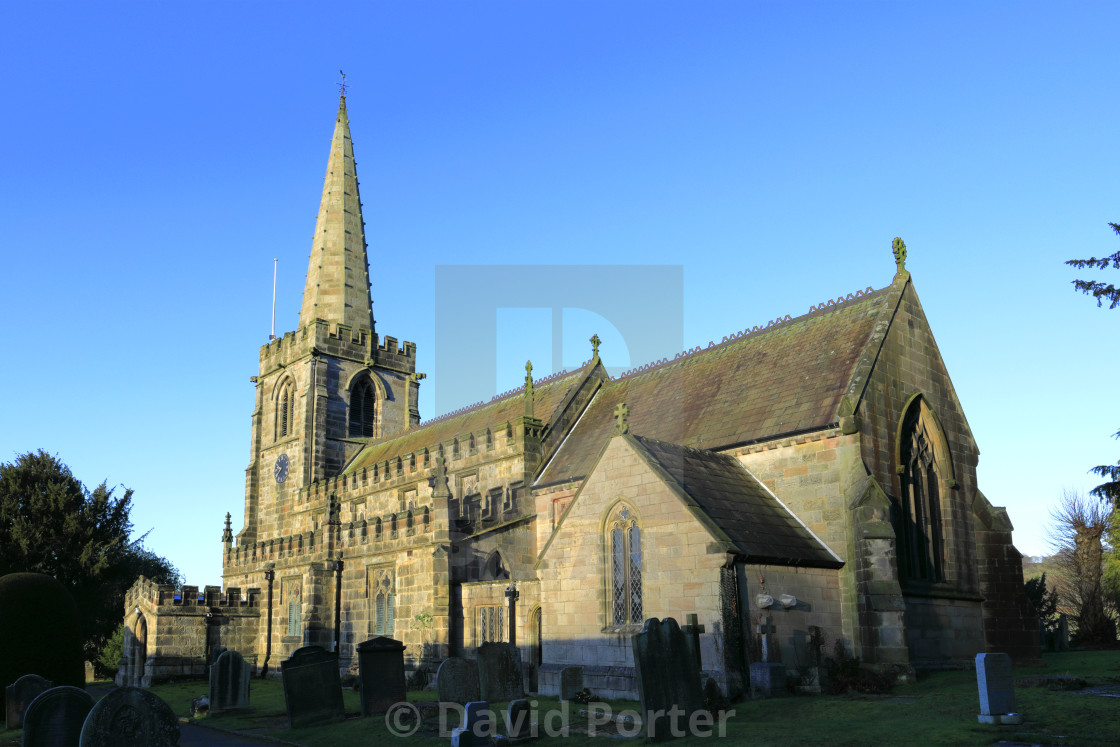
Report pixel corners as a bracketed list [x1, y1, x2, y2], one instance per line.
[261, 566, 275, 678]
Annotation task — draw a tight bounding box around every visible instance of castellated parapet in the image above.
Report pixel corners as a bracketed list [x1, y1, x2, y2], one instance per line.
[259, 321, 416, 376]
[117, 576, 261, 687]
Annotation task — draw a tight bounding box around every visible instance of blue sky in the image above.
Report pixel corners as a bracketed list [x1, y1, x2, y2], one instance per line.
[2, 1, 1118, 586]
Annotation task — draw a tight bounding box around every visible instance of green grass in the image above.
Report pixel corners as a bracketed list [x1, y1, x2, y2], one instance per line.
[2, 651, 1118, 745]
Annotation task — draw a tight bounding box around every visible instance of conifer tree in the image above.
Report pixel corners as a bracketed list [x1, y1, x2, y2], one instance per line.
[1066, 222, 1120, 506]
[0, 450, 180, 671]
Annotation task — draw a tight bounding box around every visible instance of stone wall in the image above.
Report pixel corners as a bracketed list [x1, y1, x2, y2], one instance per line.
[538, 436, 730, 699]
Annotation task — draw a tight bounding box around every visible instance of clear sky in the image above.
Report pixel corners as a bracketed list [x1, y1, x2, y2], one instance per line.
[2, 1, 1118, 586]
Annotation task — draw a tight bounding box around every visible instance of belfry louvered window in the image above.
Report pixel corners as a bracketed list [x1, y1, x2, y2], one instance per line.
[277, 379, 295, 440]
[608, 504, 642, 625]
[349, 378, 378, 438]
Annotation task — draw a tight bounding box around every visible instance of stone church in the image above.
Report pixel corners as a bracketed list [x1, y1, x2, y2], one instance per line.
[118, 94, 1039, 696]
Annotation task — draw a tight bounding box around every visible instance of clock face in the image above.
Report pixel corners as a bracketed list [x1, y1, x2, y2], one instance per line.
[274, 453, 290, 484]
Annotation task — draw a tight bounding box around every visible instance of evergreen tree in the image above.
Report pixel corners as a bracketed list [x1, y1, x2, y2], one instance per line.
[0, 450, 180, 669]
[1066, 222, 1120, 507]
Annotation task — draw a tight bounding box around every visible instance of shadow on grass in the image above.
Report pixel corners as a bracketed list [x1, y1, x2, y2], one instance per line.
[132, 650, 1120, 746]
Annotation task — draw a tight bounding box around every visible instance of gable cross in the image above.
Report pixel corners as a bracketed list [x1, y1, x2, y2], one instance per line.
[590, 333, 601, 358]
[614, 402, 630, 434]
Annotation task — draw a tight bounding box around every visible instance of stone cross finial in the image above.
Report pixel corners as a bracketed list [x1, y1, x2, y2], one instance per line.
[525, 360, 533, 382]
[614, 402, 630, 434]
[590, 333, 601, 358]
[892, 237, 907, 273]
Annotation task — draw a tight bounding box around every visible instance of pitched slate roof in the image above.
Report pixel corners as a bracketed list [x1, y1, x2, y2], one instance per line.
[537, 286, 892, 486]
[343, 367, 588, 474]
[632, 435, 842, 568]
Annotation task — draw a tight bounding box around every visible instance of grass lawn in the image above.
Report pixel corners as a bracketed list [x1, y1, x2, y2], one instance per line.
[2, 651, 1117, 745]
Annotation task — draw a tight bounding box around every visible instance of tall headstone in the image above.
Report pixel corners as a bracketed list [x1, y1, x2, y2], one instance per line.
[477, 642, 524, 703]
[21, 686, 93, 747]
[5, 673, 53, 729]
[976, 653, 1020, 725]
[209, 650, 251, 713]
[280, 646, 345, 728]
[559, 666, 583, 701]
[356, 636, 406, 716]
[437, 657, 480, 704]
[631, 617, 705, 741]
[78, 686, 180, 746]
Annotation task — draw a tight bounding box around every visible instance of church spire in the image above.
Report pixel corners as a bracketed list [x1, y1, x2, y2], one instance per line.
[299, 93, 375, 333]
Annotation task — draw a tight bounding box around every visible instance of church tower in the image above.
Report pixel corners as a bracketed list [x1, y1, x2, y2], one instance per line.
[236, 93, 419, 546]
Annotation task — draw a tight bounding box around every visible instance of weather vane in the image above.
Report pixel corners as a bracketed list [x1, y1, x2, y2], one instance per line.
[339, 70, 349, 98]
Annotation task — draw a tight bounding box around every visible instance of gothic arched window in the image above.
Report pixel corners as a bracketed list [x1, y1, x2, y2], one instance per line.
[276, 378, 296, 440]
[369, 568, 394, 636]
[607, 504, 642, 625]
[349, 377, 379, 438]
[896, 397, 949, 583]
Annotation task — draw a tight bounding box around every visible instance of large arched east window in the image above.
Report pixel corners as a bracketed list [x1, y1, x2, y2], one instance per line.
[276, 378, 296, 440]
[349, 376, 379, 438]
[896, 397, 949, 583]
[607, 503, 642, 625]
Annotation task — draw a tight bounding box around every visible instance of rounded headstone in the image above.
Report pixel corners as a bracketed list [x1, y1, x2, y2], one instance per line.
[0, 573, 85, 713]
[22, 685, 94, 747]
[78, 686, 180, 746]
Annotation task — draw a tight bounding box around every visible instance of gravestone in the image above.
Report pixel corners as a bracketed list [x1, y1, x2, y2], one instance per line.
[438, 657, 480, 704]
[356, 636, 406, 716]
[976, 653, 1020, 725]
[280, 646, 345, 728]
[21, 686, 93, 747]
[5, 673, 53, 729]
[559, 666, 583, 701]
[209, 649, 251, 713]
[749, 614, 787, 698]
[477, 642, 524, 703]
[631, 617, 705, 741]
[1057, 615, 1070, 651]
[78, 686, 180, 746]
[209, 646, 228, 665]
[499, 698, 534, 743]
[451, 700, 493, 747]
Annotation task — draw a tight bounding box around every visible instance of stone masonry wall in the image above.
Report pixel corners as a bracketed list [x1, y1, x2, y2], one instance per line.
[538, 437, 730, 699]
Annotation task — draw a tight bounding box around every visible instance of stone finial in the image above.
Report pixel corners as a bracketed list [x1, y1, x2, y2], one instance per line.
[221, 512, 233, 544]
[892, 237, 907, 274]
[432, 454, 450, 499]
[590, 333, 601, 359]
[524, 360, 535, 419]
[614, 402, 630, 434]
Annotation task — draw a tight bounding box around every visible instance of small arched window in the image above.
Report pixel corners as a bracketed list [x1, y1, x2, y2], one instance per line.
[349, 377, 379, 438]
[607, 504, 642, 625]
[276, 378, 296, 440]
